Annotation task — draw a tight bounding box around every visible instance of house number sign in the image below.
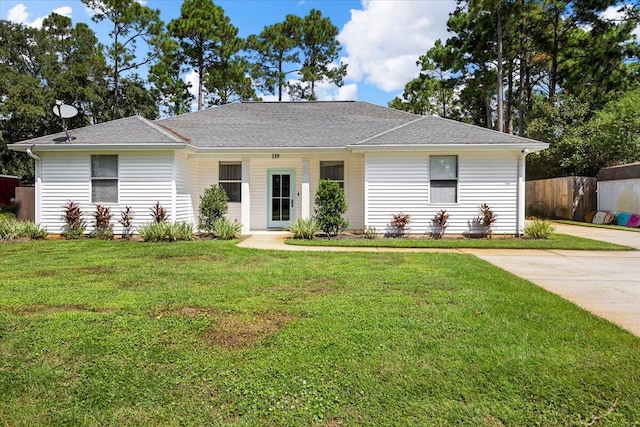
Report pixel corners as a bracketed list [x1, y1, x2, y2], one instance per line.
[271, 154, 280, 159]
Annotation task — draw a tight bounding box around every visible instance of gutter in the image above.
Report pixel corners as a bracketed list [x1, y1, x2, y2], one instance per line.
[11, 143, 187, 152]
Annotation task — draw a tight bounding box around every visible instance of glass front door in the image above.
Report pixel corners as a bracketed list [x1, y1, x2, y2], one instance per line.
[268, 170, 295, 228]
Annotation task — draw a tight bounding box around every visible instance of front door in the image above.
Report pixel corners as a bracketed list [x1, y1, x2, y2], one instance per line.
[268, 170, 295, 228]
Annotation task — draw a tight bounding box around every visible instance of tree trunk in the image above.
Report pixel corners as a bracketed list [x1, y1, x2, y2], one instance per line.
[112, 21, 119, 120]
[496, 1, 504, 133]
[518, 0, 526, 137]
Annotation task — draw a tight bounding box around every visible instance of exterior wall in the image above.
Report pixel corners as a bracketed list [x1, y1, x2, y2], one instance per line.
[192, 152, 365, 231]
[249, 157, 302, 230]
[174, 151, 197, 225]
[365, 151, 519, 235]
[194, 157, 242, 225]
[38, 151, 175, 234]
[598, 179, 640, 213]
[309, 154, 365, 231]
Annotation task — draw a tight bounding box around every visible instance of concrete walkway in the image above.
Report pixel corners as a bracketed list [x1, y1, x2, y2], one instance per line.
[237, 225, 640, 337]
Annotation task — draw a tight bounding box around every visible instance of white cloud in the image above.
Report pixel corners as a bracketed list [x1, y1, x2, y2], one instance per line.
[339, 0, 456, 92]
[7, 4, 29, 24]
[601, 4, 640, 38]
[53, 6, 73, 18]
[6, 3, 73, 28]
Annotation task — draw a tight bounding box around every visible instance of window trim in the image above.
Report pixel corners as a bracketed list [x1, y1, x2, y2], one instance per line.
[320, 160, 345, 189]
[91, 155, 118, 204]
[429, 155, 458, 204]
[219, 161, 242, 203]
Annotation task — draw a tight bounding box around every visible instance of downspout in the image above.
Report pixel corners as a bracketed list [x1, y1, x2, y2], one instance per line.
[26, 145, 41, 161]
[517, 148, 529, 236]
[26, 145, 42, 224]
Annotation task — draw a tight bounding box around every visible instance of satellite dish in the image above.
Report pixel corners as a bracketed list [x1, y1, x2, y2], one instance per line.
[53, 102, 78, 119]
[52, 100, 78, 142]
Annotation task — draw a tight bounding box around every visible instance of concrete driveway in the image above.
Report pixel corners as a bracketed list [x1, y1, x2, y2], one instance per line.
[467, 223, 640, 337]
[239, 224, 640, 337]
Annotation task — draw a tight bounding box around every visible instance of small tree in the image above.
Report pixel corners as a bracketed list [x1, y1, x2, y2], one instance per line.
[199, 184, 229, 234]
[314, 179, 348, 237]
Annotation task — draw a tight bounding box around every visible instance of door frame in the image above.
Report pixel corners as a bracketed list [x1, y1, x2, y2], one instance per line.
[267, 169, 296, 228]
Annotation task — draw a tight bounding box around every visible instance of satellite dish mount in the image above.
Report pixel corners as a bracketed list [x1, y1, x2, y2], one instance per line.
[52, 100, 78, 142]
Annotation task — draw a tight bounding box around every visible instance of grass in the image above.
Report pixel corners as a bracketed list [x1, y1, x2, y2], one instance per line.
[1, 240, 639, 426]
[286, 233, 634, 250]
[554, 219, 640, 233]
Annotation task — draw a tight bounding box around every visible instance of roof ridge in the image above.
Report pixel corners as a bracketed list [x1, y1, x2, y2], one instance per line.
[351, 116, 426, 146]
[135, 115, 187, 143]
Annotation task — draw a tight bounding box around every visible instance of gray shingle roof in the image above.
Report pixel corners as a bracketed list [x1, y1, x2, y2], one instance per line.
[159, 101, 419, 148]
[10, 115, 186, 146]
[10, 101, 547, 149]
[356, 114, 545, 146]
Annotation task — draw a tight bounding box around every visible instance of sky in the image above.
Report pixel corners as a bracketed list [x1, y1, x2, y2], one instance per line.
[1, 0, 458, 107]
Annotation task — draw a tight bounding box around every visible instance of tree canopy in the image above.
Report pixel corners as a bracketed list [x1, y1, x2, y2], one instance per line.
[390, 0, 640, 178]
[1, 2, 348, 179]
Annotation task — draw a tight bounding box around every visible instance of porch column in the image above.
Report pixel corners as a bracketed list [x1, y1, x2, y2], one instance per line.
[241, 159, 251, 234]
[301, 159, 310, 219]
[517, 149, 529, 236]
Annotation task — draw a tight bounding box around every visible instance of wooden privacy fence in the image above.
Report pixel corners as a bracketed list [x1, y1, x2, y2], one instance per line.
[15, 186, 35, 222]
[526, 176, 597, 220]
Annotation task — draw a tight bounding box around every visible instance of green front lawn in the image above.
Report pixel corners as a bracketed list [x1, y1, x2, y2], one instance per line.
[286, 233, 633, 250]
[1, 240, 639, 426]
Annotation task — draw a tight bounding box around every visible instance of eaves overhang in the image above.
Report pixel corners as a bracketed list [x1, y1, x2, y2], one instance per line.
[347, 143, 549, 153]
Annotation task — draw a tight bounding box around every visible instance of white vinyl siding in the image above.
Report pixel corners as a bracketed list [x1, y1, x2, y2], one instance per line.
[194, 158, 242, 225]
[365, 151, 519, 235]
[309, 155, 364, 231]
[38, 151, 176, 234]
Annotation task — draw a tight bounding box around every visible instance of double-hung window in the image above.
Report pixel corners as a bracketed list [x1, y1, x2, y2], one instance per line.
[430, 155, 457, 203]
[320, 161, 344, 188]
[219, 162, 241, 202]
[91, 155, 118, 203]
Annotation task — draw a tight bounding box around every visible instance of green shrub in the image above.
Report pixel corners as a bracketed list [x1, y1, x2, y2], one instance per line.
[288, 218, 319, 239]
[363, 226, 378, 239]
[171, 223, 194, 241]
[24, 223, 48, 240]
[212, 217, 241, 240]
[314, 179, 348, 237]
[0, 212, 16, 221]
[524, 218, 556, 239]
[0, 216, 47, 240]
[199, 184, 229, 234]
[138, 222, 194, 242]
[0, 218, 20, 240]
